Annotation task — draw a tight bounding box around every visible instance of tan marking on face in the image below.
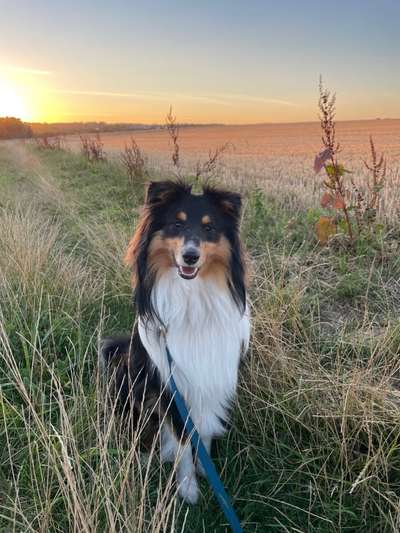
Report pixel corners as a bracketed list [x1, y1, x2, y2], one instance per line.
[147, 234, 183, 277]
[176, 211, 187, 222]
[198, 236, 231, 285]
[201, 215, 211, 225]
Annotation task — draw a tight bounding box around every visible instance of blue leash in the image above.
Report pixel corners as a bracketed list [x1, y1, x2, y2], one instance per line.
[165, 343, 243, 533]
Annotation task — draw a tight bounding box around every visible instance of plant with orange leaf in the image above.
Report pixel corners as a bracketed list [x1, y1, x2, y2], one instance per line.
[314, 80, 387, 246]
[314, 79, 353, 244]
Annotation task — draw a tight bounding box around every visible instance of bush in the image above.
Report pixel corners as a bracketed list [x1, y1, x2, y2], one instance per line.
[0, 117, 32, 139]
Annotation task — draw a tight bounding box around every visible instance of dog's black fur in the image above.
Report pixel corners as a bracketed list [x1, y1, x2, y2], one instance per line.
[101, 328, 186, 447]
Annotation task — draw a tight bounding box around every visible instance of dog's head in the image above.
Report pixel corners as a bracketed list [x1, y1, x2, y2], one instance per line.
[125, 180, 246, 319]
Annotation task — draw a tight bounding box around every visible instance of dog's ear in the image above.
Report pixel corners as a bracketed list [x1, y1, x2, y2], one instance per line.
[146, 180, 191, 206]
[203, 187, 242, 220]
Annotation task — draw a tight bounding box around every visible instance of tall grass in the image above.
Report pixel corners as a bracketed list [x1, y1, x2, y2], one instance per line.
[0, 200, 188, 532]
[1, 142, 400, 531]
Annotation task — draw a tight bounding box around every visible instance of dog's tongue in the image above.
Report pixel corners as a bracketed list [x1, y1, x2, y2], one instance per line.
[181, 266, 196, 275]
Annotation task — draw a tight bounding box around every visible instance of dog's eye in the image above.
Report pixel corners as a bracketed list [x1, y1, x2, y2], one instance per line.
[175, 222, 183, 228]
[204, 224, 213, 232]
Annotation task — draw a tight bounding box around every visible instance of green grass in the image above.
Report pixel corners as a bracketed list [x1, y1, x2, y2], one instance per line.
[1, 142, 400, 532]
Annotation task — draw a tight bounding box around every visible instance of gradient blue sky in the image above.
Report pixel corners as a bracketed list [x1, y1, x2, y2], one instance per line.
[0, 0, 399, 123]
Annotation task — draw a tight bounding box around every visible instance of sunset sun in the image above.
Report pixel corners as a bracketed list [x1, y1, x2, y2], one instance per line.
[0, 79, 30, 120]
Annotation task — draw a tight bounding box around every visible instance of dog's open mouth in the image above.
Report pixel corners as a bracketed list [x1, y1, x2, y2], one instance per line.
[178, 266, 199, 280]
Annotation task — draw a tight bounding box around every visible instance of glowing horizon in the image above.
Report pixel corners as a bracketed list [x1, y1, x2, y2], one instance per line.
[1, 1, 399, 125]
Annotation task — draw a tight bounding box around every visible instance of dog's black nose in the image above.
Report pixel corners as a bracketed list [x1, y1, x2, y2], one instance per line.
[182, 250, 200, 265]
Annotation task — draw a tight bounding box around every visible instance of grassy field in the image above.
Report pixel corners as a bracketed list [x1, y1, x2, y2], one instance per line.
[1, 140, 400, 532]
[63, 120, 400, 223]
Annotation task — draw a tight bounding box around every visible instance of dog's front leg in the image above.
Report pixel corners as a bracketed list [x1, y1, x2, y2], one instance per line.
[175, 440, 199, 504]
[161, 425, 199, 504]
[195, 434, 212, 478]
[160, 425, 178, 464]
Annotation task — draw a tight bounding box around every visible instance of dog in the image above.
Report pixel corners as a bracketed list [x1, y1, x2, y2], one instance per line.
[101, 180, 250, 504]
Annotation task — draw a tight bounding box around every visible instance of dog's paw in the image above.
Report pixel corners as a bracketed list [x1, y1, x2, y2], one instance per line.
[178, 476, 200, 505]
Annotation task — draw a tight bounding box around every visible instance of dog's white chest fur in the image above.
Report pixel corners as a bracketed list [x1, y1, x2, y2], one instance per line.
[139, 268, 250, 437]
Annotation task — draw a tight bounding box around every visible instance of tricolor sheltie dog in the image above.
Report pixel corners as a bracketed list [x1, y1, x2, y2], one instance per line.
[101, 180, 250, 504]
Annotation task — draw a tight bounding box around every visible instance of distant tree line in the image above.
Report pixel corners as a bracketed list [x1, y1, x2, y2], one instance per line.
[30, 121, 162, 137]
[30, 121, 222, 137]
[0, 117, 223, 140]
[0, 117, 33, 140]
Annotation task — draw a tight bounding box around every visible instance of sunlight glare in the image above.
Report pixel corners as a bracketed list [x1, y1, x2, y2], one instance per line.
[0, 79, 29, 120]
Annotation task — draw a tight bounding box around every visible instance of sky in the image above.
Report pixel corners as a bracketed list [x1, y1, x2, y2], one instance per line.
[0, 0, 399, 124]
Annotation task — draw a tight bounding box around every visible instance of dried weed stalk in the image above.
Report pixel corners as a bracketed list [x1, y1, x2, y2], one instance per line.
[195, 143, 230, 182]
[120, 137, 147, 186]
[351, 136, 386, 231]
[36, 135, 65, 151]
[315, 78, 353, 241]
[80, 134, 106, 162]
[165, 107, 180, 172]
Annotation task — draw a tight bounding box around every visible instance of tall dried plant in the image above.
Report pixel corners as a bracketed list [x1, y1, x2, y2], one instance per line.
[165, 106, 180, 173]
[120, 138, 147, 186]
[36, 135, 64, 151]
[364, 135, 386, 212]
[195, 143, 230, 183]
[351, 136, 386, 231]
[315, 78, 353, 241]
[80, 134, 106, 162]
